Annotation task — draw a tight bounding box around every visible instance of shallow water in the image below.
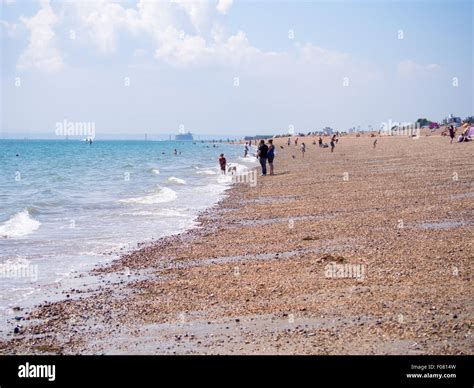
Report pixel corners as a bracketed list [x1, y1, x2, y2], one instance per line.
[0, 139, 252, 315]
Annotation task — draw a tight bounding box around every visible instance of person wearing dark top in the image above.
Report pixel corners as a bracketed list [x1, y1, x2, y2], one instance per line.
[330, 135, 337, 152]
[218, 153, 226, 174]
[318, 136, 323, 147]
[448, 125, 456, 144]
[257, 139, 268, 176]
[267, 139, 275, 176]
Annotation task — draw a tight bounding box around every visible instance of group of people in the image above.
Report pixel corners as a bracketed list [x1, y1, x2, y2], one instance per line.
[219, 134, 340, 177]
[257, 139, 275, 176]
[289, 135, 338, 153]
[218, 139, 275, 176]
[448, 124, 472, 143]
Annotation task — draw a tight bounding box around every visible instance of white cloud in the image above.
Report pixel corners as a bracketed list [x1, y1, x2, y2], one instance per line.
[17, 0, 63, 72]
[216, 0, 233, 15]
[297, 43, 349, 66]
[175, 0, 211, 32]
[397, 59, 440, 77]
[66, 0, 257, 66]
[71, 0, 143, 54]
[0, 19, 18, 37]
[11, 0, 357, 74]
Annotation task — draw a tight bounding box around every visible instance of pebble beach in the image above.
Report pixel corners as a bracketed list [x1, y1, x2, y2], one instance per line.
[2, 134, 473, 355]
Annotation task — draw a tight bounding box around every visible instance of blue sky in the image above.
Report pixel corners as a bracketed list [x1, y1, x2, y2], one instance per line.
[1, 0, 472, 138]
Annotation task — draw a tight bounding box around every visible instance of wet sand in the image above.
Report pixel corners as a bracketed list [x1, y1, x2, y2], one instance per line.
[1, 135, 473, 354]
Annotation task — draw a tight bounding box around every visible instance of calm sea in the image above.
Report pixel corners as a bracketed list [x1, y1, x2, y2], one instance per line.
[0, 139, 258, 330]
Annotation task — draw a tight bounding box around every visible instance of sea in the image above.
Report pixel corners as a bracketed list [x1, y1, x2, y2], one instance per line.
[0, 139, 258, 332]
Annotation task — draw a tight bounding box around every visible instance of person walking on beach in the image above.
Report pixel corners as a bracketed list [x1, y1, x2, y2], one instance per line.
[267, 139, 275, 175]
[330, 135, 336, 152]
[257, 139, 268, 176]
[218, 153, 227, 174]
[449, 125, 456, 144]
[295, 137, 299, 146]
[300, 142, 306, 158]
[287, 137, 291, 146]
[318, 136, 323, 147]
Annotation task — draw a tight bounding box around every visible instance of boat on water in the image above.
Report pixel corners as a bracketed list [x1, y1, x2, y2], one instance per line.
[175, 132, 194, 141]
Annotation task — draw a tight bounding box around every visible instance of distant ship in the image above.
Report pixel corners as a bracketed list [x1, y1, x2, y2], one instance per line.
[175, 132, 194, 141]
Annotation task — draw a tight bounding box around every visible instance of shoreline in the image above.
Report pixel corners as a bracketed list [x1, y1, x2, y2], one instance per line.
[1, 135, 472, 355]
[0, 140, 248, 334]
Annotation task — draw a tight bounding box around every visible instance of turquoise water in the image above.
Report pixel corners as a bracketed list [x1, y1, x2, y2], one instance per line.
[0, 139, 256, 316]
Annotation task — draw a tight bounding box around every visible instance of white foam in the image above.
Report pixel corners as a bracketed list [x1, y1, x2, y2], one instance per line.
[119, 187, 177, 205]
[0, 210, 41, 238]
[127, 209, 188, 217]
[168, 176, 187, 185]
[238, 156, 258, 163]
[151, 168, 160, 175]
[196, 169, 217, 175]
[0, 257, 32, 269]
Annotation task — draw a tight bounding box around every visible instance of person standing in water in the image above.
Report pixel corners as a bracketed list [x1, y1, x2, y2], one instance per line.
[267, 139, 275, 176]
[300, 142, 306, 158]
[257, 139, 268, 176]
[218, 153, 227, 174]
[244, 142, 249, 157]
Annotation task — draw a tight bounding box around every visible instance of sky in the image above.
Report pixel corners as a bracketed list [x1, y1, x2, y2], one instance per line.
[0, 0, 473, 139]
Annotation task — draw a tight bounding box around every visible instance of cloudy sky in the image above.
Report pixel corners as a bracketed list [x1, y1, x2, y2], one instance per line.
[1, 0, 472, 139]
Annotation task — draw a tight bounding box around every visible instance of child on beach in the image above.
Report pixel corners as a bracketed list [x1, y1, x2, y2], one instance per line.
[267, 139, 275, 175]
[300, 142, 306, 158]
[218, 154, 227, 174]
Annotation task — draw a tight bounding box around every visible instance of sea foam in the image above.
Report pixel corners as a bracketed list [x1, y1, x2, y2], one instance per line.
[168, 176, 187, 185]
[0, 210, 41, 238]
[119, 187, 177, 204]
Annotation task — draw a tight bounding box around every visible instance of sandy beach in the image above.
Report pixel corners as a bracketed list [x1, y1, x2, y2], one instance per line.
[2, 135, 472, 355]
